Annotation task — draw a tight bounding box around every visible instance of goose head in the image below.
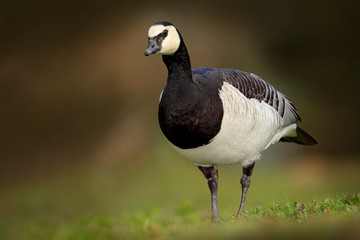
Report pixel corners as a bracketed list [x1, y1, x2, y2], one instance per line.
[144, 21, 181, 56]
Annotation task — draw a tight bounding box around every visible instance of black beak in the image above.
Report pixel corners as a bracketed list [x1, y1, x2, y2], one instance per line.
[144, 39, 161, 56]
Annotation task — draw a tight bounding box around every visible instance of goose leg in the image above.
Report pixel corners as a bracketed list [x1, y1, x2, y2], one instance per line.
[198, 165, 221, 222]
[236, 163, 255, 217]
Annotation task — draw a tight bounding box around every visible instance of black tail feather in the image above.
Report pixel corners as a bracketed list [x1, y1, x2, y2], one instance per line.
[280, 127, 317, 145]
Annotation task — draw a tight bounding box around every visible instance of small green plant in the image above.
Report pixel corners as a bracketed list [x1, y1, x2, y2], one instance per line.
[240, 193, 360, 222]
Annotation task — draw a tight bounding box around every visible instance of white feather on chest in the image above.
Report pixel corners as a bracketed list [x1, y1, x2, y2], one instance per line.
[173, 82, 286, 167]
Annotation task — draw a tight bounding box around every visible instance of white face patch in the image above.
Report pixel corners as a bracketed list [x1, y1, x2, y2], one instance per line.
[148, 24, 181, 55]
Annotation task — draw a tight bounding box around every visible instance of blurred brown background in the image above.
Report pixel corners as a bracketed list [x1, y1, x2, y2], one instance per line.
[1, 0, 359, 188]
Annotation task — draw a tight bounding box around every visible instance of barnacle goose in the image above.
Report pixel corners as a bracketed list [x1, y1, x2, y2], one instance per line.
[144, 21, 317, 222]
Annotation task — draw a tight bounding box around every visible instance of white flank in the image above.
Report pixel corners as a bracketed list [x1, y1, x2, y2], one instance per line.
[148, 24, 180, 55]
[173, 82, 286, 167]
[266, 123, 297, 149]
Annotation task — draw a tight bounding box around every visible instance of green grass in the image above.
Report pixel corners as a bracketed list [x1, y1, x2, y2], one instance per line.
[2, 193, 359, 240]
[119, 193, 360, 239]
[245, 192, 360, 220]
[1, 143, 360, 239]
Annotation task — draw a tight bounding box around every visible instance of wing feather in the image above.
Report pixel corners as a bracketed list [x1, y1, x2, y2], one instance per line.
[192, 67, 301, 127]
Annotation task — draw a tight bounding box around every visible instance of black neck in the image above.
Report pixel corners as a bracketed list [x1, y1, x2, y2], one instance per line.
[162, 40, 192, 82]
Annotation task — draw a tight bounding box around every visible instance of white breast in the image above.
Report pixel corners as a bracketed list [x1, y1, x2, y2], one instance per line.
[173, 82, 285, 167]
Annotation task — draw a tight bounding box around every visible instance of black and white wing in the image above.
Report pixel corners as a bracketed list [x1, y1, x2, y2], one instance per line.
[193, 67, 300, 127]
[218, 68, 300, 127]
[192, 67, 317, 145]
